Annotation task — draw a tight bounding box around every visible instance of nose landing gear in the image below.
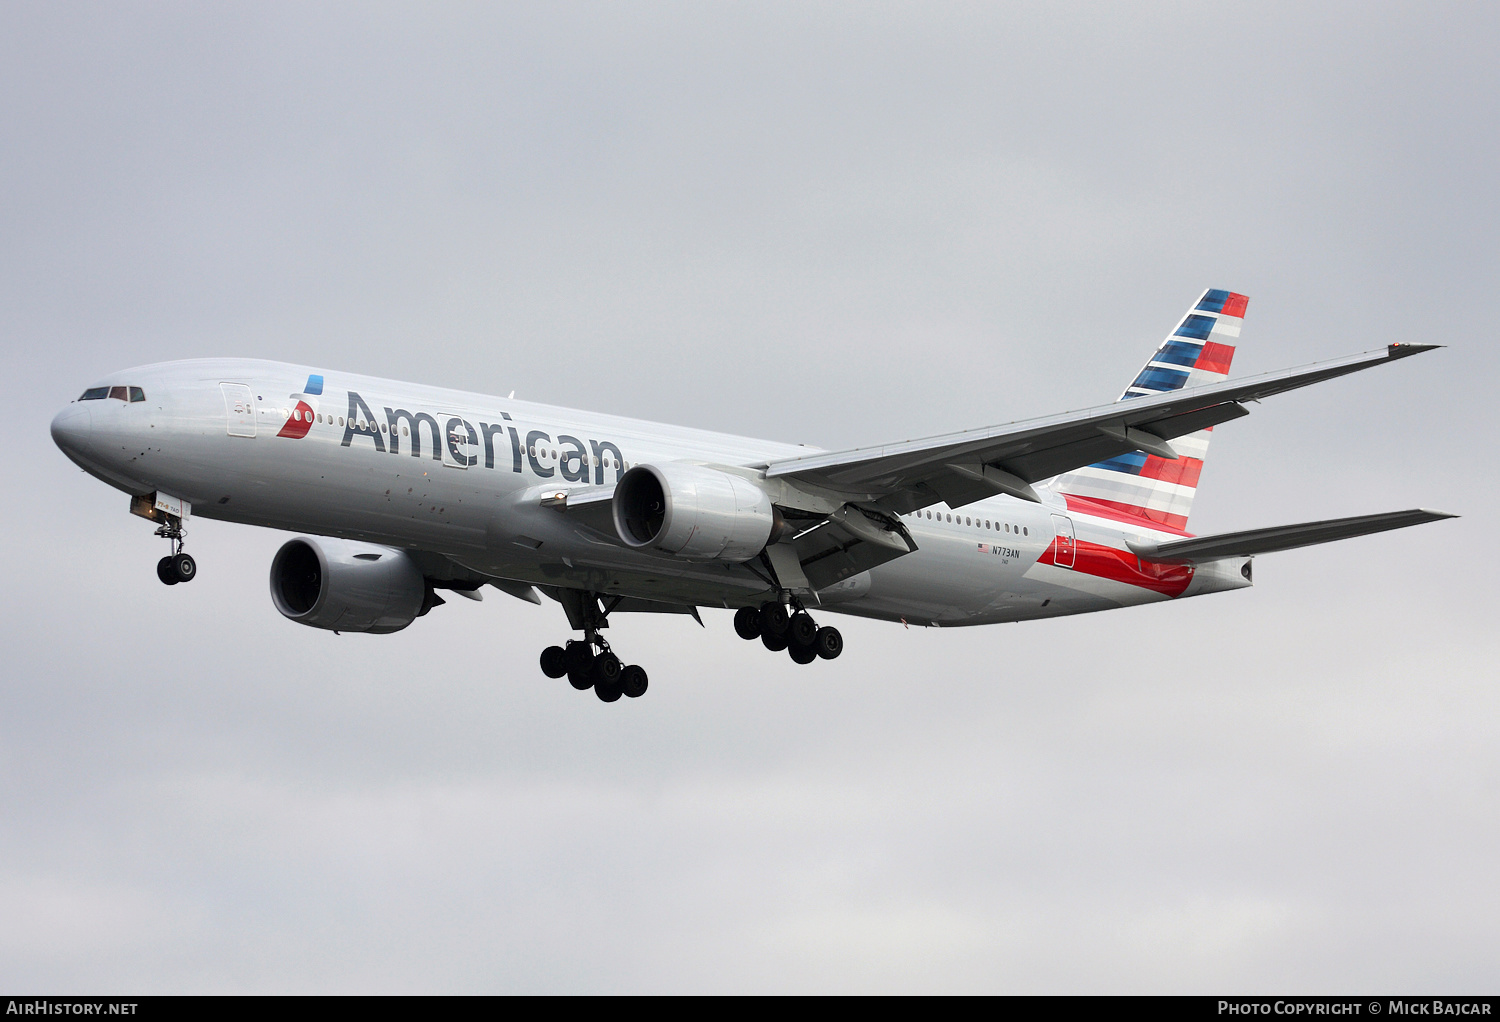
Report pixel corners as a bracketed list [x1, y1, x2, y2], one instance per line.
[131, 493, 197, 586]
[153, 520, 196, 585]
[734, 600, 843, 666]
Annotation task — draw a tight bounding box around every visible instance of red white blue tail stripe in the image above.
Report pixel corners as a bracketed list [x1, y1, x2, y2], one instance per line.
[1051, 289, 1245, 532]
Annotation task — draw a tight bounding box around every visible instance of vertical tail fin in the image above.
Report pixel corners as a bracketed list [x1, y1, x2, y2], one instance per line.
[1049, 289, 1246, 533]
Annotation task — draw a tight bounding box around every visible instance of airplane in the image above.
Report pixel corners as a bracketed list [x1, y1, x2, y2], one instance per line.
[50, 289, 1455, 703]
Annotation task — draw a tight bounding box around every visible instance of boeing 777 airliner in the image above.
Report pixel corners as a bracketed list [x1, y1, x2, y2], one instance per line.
[50, 290, 1454, 702]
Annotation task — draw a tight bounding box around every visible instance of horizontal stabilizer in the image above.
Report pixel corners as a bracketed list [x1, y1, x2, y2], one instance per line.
[1129, 508, 1457, 563]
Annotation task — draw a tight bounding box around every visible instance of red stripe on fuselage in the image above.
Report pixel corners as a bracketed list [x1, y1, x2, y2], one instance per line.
[1037, 538, 1195, 597]
[1062, 495, 1192, 535]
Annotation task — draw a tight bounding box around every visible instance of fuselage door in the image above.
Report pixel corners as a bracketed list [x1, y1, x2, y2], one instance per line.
[439, 414, 477, 469]
[1050, 514, 1076, 569]
[221, 383, 256, 438]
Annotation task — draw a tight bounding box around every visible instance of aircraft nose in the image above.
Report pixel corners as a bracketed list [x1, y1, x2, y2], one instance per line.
[50, 404, 93, 457]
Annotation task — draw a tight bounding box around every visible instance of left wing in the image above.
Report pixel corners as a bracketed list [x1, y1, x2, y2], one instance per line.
[762, 344, 1438, 513]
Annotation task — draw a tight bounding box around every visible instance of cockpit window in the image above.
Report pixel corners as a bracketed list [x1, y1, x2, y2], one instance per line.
[79, 385, 145, 402]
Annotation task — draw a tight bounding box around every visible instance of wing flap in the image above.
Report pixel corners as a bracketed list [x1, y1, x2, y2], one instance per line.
[1128, 508, 1457, 563]
[779, 505, 917, 591]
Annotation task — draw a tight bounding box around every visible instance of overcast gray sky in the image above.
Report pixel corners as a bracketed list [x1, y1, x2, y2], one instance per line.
[2, 1, 1496, 993]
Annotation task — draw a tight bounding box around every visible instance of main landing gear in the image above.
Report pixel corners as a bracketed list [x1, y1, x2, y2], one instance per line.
[539, 639, 648, 703]
[733, 600, 843, 666]
[538, 591, 648, 703]
[153, 517, 196, 586]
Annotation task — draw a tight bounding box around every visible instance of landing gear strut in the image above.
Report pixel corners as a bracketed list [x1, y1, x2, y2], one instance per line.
[539, 591, 650, 703]
[152, 516, 196, 585]
[733, 599, 842, 666]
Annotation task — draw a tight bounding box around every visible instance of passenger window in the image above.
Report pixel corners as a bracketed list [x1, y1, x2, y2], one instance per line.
[1023, 528, 1028, 536]
[79, 387, 108, 401]
[108, 386, 128, 401]
[128, 387, 145, 402]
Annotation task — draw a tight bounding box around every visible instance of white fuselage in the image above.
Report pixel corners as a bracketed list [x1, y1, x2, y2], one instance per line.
[50, 359, 1251, 627]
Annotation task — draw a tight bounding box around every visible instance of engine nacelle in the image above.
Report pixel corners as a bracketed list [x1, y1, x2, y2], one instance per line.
[269, 536, 427, 634]
[613, 463, 779, 562]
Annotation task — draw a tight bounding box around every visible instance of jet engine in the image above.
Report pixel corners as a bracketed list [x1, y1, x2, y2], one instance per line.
[612, 463, 781, 562]
[269, 536, 428, 633]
